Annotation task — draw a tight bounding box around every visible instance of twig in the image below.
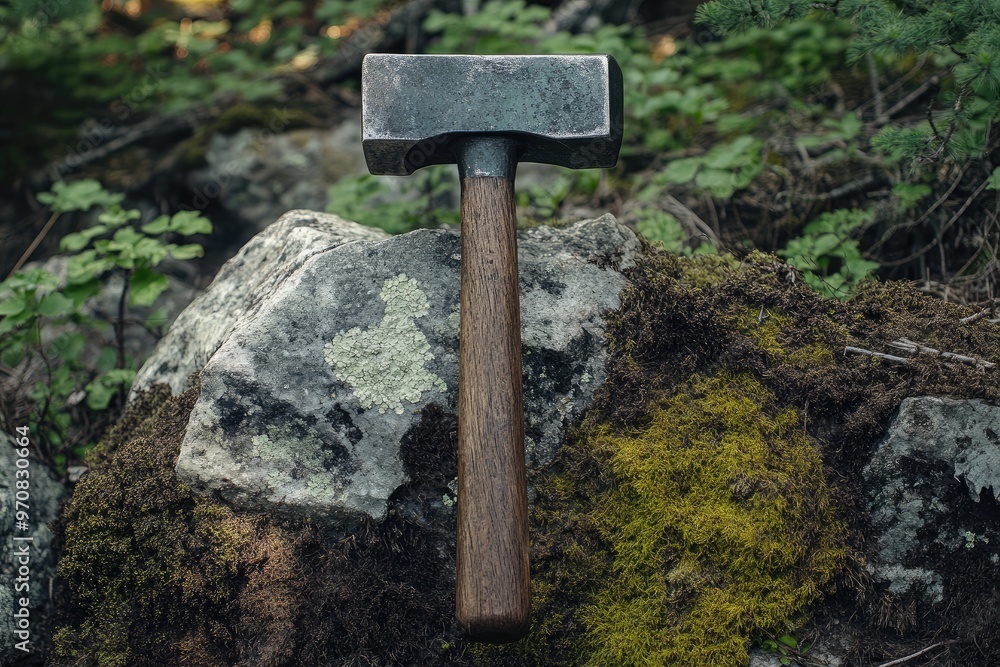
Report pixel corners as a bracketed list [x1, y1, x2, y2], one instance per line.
[876, 640, 960, 667]
[867, 53, 884, 119]
[8, 211, 59, 279]
[661, 194, 720, 247]
[879, 173, 991, 267]
[844, 346, 911, 364]
[888, 337, 995, 368]
[875, 73, 942, 126]
[960, 307, 992, 324]
[796, 176, 878, 202]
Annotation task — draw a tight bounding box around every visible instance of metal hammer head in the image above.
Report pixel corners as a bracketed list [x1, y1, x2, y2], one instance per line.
[361, 54, 623, 176]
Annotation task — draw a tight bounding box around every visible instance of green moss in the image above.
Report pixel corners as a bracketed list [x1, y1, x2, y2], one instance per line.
[492, 372, 846, 667]
[728, 305, 791, 358]
[578, 372, 845, 666]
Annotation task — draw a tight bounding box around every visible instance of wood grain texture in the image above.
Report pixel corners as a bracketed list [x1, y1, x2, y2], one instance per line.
[455, 176, 531, 643]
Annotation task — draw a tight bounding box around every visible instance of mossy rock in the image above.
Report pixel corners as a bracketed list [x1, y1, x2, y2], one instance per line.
[52, 247, 1000, 666]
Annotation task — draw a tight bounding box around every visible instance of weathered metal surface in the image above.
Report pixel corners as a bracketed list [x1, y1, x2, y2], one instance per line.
[362, 54, 623, 175]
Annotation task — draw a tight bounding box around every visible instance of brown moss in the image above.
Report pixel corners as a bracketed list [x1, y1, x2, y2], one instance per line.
[54, 386, 471, 666]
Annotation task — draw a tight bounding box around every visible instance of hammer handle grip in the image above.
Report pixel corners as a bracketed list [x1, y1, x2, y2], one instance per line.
[456, 176, 530, 642]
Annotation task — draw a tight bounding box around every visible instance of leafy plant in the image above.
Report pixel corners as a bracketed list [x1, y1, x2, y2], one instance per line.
[0, 179, 212, 473]
[326, 168, 459, 234]
[761, 634, 811, 666]
[778, 208, 879, 298]
[659, 135, 763, 199]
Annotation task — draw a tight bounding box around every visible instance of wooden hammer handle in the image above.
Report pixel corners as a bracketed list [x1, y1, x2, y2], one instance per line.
[456, 176, 531, 642]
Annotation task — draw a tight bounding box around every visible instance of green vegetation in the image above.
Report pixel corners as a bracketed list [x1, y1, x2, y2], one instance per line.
[576, 373, 845, 666]
[779, 208, 880, 298]
[0, 179, 211, 473]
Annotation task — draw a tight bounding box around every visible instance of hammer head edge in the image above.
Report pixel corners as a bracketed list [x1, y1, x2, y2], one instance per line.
[362, 53, 624, 177]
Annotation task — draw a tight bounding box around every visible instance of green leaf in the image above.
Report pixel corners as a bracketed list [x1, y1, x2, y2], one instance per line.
[141, 215, 171, 235]
[37, 180, 124, 213]
[96, 347, 118, 373]
[145, 305, 170, 327]
[37, 292, 76, 318]
[84, 379, 117, 411]
[59, 224, 108, 252]
[695, 168, 736, 198]
[133, 237, 170, 266]
[703, 135, 758, 170]
[987, 166, 1000, 191]
[845, 257, 880, 277]
[0, 341, 26, 367]
[777, 635, 797, 648]
[67, 251, 111, 284]
[98, 206, 141, 228]
[660, 158, 702, 184]
[168, 243, 205, 260]
[129, 268, 169, 307]
[0, 295, 28, 316]
[63, 279, 101, 305]
[51, 332, 86, 362]
[169, 210, 212, 236]
[811, 233, 844, 257]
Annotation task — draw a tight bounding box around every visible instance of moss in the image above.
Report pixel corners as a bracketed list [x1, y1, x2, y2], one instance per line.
[579, 373, 845, 666]
[54, 384, 473, 667]
[53, 386, 246, 667]
[484, 247, 1000, 667]
[506, 373, 846, 667]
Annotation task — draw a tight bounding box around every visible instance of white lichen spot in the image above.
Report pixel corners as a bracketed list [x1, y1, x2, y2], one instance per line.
[324, 274, 447, 414]
[442, 493, 456, 508]
[965, 530, 977, 549]
[963, 530, 990, 549]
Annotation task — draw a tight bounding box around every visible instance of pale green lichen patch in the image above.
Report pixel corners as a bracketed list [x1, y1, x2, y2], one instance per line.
[324, 274, 447, 415]
[250, 428, 338, 499]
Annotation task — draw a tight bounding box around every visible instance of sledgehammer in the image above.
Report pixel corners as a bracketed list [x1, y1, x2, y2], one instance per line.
[361, 54, 623, 642]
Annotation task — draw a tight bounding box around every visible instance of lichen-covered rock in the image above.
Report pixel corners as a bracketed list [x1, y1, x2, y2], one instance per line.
[0, 431, 66, 664]
[176, 213, 638, 521]
[132, 209, 389, 398]
[55, 238, 1000, 666]
[864, 396, 1000, 605]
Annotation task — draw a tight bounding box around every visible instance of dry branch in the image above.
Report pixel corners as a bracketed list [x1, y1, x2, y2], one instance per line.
[959, 307, 992, 324]
[844, 346, 911, 364]
[887, 337, 995, 369]
[876, 640, 960, 667]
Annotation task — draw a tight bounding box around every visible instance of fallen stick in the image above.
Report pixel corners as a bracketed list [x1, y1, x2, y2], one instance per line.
[959, 307, 991, 324]
[876, 640, 960, 667]
[844, 346, 911, 364]
[888, 338, 995, 369]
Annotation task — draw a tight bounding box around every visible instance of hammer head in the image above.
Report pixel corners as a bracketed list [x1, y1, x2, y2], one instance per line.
[362, 54, 623, 175]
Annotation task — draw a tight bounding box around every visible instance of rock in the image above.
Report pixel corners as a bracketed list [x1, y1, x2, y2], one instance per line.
[176, 213, 639, 521]
[132, 210, 389, 398]
[0, 431, 66, 663]
[191, 118, 369, 231]
[864, 396, 1000, 605]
